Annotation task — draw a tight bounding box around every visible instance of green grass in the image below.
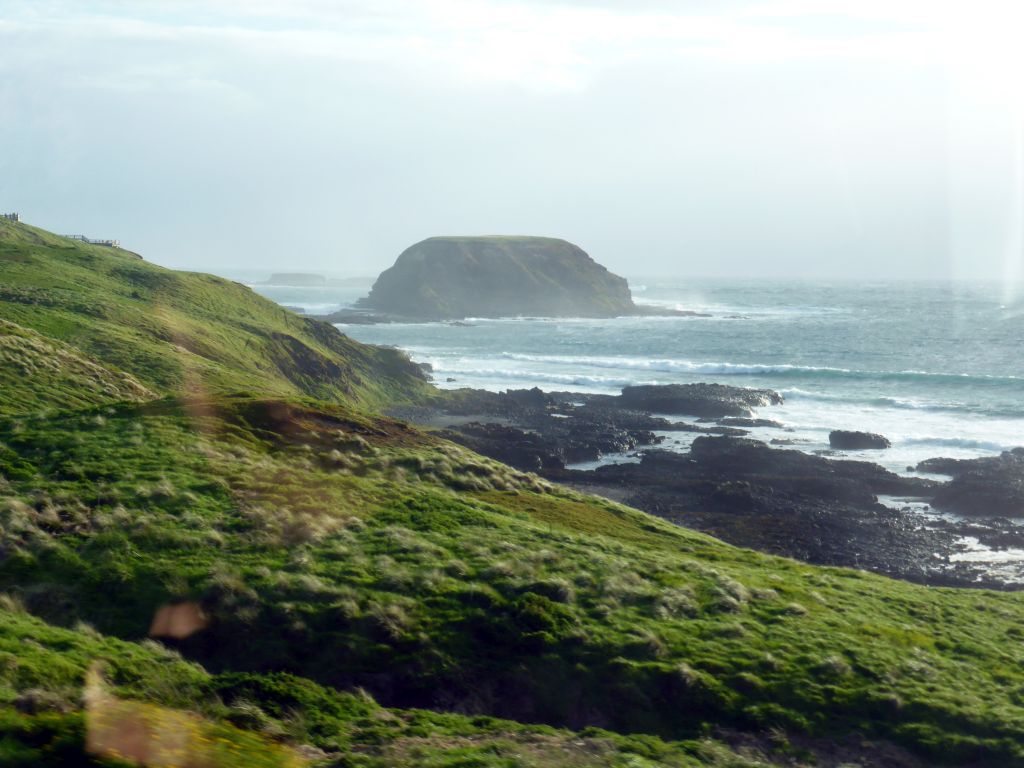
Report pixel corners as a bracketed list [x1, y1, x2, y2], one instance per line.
[0, 319, 155, 413]
[1, 397, 1023, 765]
[1, 219, 1024, 765]
[1, 599, 777, 768]
[0, 219, 429, 412]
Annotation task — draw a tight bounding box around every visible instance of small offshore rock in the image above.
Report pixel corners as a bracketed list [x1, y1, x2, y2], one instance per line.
[829, 430, 891, 450]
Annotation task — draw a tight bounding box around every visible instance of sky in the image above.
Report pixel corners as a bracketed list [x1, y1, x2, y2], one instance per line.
[0, 0, 1022, 280]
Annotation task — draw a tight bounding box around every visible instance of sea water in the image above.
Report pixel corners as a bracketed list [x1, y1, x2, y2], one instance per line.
[250, 278, 1024, 476]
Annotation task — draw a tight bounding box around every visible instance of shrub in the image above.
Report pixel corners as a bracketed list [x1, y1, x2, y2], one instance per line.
[507, 593, 577, 649]
[226, 699, 285, 737]
[623, 630, 668, 660]
[782, 602, 809, 616]
[814, 654, 853, 679]
[520, 578, 575, 604]
[366, 602, 413, 641]
[13, 688, 73, 715]
[653, 588, 698, 619]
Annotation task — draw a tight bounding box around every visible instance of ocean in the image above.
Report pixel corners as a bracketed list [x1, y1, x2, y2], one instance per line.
[250, 278, 1024, 477]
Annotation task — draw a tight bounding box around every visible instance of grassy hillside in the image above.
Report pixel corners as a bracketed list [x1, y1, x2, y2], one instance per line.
[0, 319, 155, 413]
[2, 397, 1023, 765]
[0, 219, 430, 411]
[1, 220, 1024, 766]
[2, 598, 777, 768]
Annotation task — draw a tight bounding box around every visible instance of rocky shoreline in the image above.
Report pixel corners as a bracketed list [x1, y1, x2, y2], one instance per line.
[393, 384, 1024, 590]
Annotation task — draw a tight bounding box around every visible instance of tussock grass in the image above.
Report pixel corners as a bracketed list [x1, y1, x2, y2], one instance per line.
[1, 217, 1024, 763]
[2, 401, 1006, 767]
[0, 319, 155, 415]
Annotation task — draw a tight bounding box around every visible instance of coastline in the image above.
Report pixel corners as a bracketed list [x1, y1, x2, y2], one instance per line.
[245, 277, 1024, 588]
[392, 383, 1024, 590]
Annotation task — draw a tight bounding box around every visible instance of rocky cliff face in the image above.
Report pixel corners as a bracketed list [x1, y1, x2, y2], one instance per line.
[359, 236, 636, 319]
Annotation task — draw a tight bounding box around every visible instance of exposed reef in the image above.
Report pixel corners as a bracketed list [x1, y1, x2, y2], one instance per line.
[615, 383, 783, 418]
[397, 383, 1024, 589]
[918, 449, 1024, 517]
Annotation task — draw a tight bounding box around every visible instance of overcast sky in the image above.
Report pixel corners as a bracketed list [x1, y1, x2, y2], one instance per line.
[1, 0, 1022, 280]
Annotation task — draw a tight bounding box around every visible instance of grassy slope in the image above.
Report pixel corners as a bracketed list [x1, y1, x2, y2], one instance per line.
[1, 221, 1023, 766]
[0, 219, 430, 411]
[0, 319, 155, 413]
[1, 398, 1023, 766]
[1, 601, 759, 768]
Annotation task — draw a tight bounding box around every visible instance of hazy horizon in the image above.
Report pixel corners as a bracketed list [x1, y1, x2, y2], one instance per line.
[221, 265, 1024, 287]
[2, 1, 1022, 282]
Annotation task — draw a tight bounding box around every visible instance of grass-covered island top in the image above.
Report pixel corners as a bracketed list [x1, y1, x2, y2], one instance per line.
[357, 236, 637, 320]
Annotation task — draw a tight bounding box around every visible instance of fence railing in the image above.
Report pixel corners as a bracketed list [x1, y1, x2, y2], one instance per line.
[62, 235, 121, 248]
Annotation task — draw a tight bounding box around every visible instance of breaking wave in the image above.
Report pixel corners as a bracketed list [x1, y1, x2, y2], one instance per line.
[485, 353, 1024, 387]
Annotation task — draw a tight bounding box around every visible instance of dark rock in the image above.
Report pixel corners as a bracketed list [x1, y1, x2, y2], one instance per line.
[717, 417, 786, 429]
[563, 437, 965, 586]
[437, 388, 550, 418]
[684, 436, 926, 496]
[829, 430, 892, 450]
[441, 410, 664, 472]
[916, 456, 982, 476]
[919, 450, 1024, 517]
[503, 387, 552, 410]
[704, 426, 750, 437]
[441, 423, 564, 472]
[616, 383, 783, 418]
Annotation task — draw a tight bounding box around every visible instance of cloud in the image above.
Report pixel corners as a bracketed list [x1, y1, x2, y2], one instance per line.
[0, 0, 1020, 278]
[0, 0, 971, 92]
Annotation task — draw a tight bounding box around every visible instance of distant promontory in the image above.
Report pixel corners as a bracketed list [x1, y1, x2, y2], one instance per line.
[263, 273, 373, 288]
[356, 236, 638, 320]
[264, 273, 327, 286]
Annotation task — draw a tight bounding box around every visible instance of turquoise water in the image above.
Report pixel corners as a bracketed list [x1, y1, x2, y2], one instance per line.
[250, 278, 1024, 475]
